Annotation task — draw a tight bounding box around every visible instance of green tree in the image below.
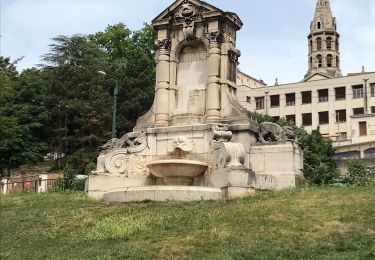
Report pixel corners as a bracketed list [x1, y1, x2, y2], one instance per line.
[91, 23, 156, 135]
[0, 58, 52, 175]
[300, 129, 338, 185]
[43, 35, 113, 172]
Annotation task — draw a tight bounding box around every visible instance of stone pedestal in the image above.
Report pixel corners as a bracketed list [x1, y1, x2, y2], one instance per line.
[250, 142, 304, 190]
[86, 174, 155, 199]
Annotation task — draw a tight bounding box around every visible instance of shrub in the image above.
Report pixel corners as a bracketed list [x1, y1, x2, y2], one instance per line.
[346, 159, 373, 186]
[53, 164, 77, 191]
[85, 162, 97, 175]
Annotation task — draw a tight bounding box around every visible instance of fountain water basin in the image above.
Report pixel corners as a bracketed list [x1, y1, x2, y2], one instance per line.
[147, 159, 208, 186]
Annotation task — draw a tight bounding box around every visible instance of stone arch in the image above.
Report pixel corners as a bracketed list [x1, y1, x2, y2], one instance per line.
[326, 37, 332, 49]
[317, 37, 322, 51]
[327, 54, 333, 67]
[317, 54, 322, 68]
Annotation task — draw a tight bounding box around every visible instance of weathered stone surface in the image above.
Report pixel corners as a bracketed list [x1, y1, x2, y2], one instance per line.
[102, 186, 223, 202]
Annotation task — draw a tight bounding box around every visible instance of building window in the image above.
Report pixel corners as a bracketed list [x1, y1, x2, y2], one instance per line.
[364, 148, 375, 159]
[286, 93, 295, 106]
[317, 38, 322, 50]
[335, 151, 360, 160]
[246, 96, 251, 103]
[319, 111, 329, 125]
[353, 108, 365, 115]
[301, 91, 312, 104]
[270, 95, 280, 107]
[371, 106, 375, 114]
[272, 116, 280, 123]
[317, 55, 322, 67]
[286, 115, 295, 124]
[255, 97, 265, 110]
[338, 132, 348, 141]
[352, 85, 364, 99]
[359, 121, 367, 136]
[371, 83, 375, 97]
[335, 110, 347, 122]
[326, 54, 333, 67]
[335, 87, 346, 100]
[318, 89, 329, 102]
[317, 22, 321, 30]
[302, 113, 312, 126]
[326, 37, 332, 49]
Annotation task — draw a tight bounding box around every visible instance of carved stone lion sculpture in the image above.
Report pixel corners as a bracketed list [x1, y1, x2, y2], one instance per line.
[258, 122, 296, 144]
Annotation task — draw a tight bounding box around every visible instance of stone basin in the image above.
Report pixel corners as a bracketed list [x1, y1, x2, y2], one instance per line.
[147, 159, 208, 186]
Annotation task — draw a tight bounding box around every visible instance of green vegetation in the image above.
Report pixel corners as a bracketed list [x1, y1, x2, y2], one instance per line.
[1, 186, 374, 259]
[0, 23, 156, 175]
[346, 159, 375, 186]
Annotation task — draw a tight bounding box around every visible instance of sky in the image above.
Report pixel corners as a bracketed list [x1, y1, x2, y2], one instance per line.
[1, 0, 375, 85]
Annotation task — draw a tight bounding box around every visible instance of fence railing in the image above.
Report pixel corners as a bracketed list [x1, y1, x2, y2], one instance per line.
[0, 178, 62, 195]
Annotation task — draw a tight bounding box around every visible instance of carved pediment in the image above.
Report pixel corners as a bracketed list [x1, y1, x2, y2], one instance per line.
[152, 0, 243, 30]
[153, 0, 216, 24]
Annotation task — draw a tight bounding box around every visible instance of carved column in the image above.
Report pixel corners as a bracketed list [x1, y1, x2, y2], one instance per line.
[206, 30, 222, 122]
[155, 38, 171, 126]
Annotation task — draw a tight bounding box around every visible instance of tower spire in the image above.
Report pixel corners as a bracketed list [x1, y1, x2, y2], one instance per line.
[304, 0, 342, 81]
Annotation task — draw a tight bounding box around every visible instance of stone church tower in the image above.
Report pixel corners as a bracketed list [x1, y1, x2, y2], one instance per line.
[304, 0, 342, 81]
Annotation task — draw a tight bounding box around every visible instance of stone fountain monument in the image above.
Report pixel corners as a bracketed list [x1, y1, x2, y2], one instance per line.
[86, 0, 304, 202]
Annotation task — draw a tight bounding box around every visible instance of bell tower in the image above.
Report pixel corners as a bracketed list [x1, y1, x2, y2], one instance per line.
[304, 0, 342, 81]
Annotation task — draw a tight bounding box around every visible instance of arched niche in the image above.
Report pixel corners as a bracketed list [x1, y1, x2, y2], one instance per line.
[175, 41, 208, 115]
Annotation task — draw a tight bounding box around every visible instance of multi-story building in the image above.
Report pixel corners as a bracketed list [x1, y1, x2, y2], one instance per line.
[237, 0, 375, 164]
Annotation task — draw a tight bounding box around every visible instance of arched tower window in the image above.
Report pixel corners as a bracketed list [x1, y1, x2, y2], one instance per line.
[327, 54, 333, 67]
[317, 55, 322, 68]
[317, 38, 322, 51]
[326, 37, 332, 50]
[317, 22, 321, 29]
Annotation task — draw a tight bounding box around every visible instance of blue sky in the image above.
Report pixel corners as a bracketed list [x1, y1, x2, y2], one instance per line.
[1, 0, 375, 84]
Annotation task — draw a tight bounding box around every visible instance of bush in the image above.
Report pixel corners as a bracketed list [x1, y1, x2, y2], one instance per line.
[53, 164, 80, 191]
[346, 159, 373, 186]
[85, 162, 97, 175]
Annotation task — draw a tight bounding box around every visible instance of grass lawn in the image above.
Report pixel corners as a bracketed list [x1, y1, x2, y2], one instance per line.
[1, 186, 374, 259]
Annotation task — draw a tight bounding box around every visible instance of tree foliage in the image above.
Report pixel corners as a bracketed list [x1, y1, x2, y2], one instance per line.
[0, 58, 51, 174]
[1, 23, 156, 175]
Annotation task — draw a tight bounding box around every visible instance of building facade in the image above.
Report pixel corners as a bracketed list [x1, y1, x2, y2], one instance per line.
[237, 0, 375, 163]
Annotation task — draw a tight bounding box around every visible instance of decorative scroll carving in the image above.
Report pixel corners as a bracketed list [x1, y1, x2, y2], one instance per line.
[105, 151, 150, 176]
[210, 130, 246, 170]
[258, 122, 296, 144]
[97, 132, 151, 176]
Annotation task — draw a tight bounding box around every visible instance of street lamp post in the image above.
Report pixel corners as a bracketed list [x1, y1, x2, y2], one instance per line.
[98, 71, 120, 139]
